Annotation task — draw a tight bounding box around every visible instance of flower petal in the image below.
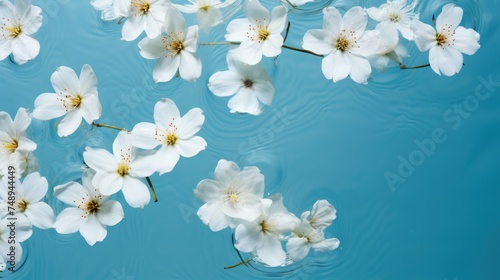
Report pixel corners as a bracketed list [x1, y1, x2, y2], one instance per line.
[32, 93, 67, 120]
[80, 94, 102, 124]
[194, 179, 224, 203]
[153, 56, 180, 83]
[53, 181, 87, 206]
[53, 207, 84, 234]
[153, 145, 180, 174]
[286, 237, 311, 261]
[452, 26, 480, 55]
[197, 201, 230, 231]
[208, 70, 241, 97]
[225, 18, 251, 42]
[97, 200, 124, 226]
[179, 49, 202, 82]
[80, 214, 107, 246]
[175, 136, 207, 157]
[154, 98, 180, 129]
[51, 66, 79, 96]
[302, 29, 334, 55]
[256, 235, 286, 266]
[436, 4, 463, 30]
[177, 108, 204, 139]
[121, 15, 145, 41]
[17, 172, 47, 202]
[11, 34, 39, 63]
[312, 238, 340, 251]
[130, 122, 160, 150]
[24, 202, 54, 229]
[121, 177, 150, 208]
[323, 6, 342, 34]
[342, 6, 367, 35]
[79, 64, 98, 96]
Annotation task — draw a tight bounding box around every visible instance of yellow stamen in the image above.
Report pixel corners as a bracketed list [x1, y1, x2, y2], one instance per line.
[17, 200, 28, 212]
[6, 25, 22, 38]
[3, 140, 18, 154]
[131, 0, 150, 15]
[436, 33, 447, 45]
[200, 5, 210, 11]
[116, 163, 130, 176]
[336, 37, 349, 52]
[71, 95, 82, 108]
[258, 28, 270, 41]
[86, 200, 100, 214]
[166, 133, 177, 146]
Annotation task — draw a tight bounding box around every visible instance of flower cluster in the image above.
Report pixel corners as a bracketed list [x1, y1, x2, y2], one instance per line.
[194, 160, 339, 267]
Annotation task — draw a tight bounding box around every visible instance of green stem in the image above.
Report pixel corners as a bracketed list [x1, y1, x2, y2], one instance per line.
[146, 176, 158, 202]
[282, 45, 322, 57]
[198, 41, 239, 46]
[224, 259, 252, 270]
[92, 122, 128, 132]
[399, 63, 431, 70]
[283, 22, 291, 43]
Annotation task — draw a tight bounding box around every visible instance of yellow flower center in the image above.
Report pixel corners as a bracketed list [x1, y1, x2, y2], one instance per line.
[436, 32, 447, 46]
[200, 5, 210, 11]
[131, 0, 150, 15]
[116, 163, 130, 176]
[17, 200, 28, 212]
[257, 28, 270, 41]
[71, 95, 82, 108]
[166, 133, 177, 146]
[388, 14, 400, 22]
[3, 139, 18, 154]
[336, 37, 349, 52]
[6, 25, 22, 38]
[163, 33, 185, 56]
[260, 220, 270, 233]
[86, 200, 100, 214]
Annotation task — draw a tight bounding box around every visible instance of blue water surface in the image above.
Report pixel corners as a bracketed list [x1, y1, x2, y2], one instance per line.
[1, 0, 500, 279]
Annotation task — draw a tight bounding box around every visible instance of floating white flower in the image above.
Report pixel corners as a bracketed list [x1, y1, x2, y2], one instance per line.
[234, 194, 300, 267]
[194, 159, 265, 232]
[0, 108, 37, 175]
[410, 4, 480, 76]
[369, 22, 408, 70]
[114, 0, 169, 41]
[286, 200, 339, 261]
[0, 215, 30, 268]
[0, 0, 42, 64]
[302, 7, 380, 84]
[53, 170, 124, 246]
[91, 0, 118, 21]
[225, 0, 287, 65]
[138, 7, 202, 82]
[130, 98, 206, 175]
[32, 65, 102, 137]
[83, 131, 155, 208]
[0, 172, 54, 229]
[367, 0, 419, 40]
[174, 0, 235, 30]
[208, 56, 274, 115]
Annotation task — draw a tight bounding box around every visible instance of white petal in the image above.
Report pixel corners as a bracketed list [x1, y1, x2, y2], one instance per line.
[80, 94, 102, 124]
[53, 207, 84, 234]
[222, 193, 262, 221]
[128, 151, 156, 177]
[13, 107, 31, 134]
[436, 4, 462, 30]
[411, 20, 437, 52]
[17, 172, 47, 202]
[154, 98, 180, 129]
[252, 80, 274, 106]
[11, 34, 39, 62]
[268, 5, 287, 34]
[174, 136, 206, 157]
[163, 5, 186, 34]
[97, 200, 124, 226]
[342, 6, 367, 35]
[323, 6, 342, 34]
[348, 55, 371, 84]
[79, 64, 98, 96]
[312, 238, 340, 251]
[197, 201, 230, 231]
[144, 14, 161, 38]
[261, 34, 282, 58]
[309, 200, 336, 229]
[33, 93, 67, 120]
[177, 108, 204, 139]
[20, 5, 42, 35]
[302, 29, 334, 55]
[84, 147, 117, 173]
[57, 109, 82, 137]
[153, 56, 180, 83]
[53, 181, 87, 206]
[452, 26, 480, 55]
[80, 214, 107, 246]
[129, 122, 160, 149]
[243, 0, 269, 23]
[286, 237, 311, 261]
[208, 70, 241, 97]
[196, 6, 222, 29]
[139, 36, 165, 59]
[194, 179, 224, 203]
[256, 235, 286, 266]
[153, 146, 180, 174]
[93, 171, 123, 195]
[430, 46, 463, 76]
[234, 222, 262, 252]
[225, 18, 251, 42]
[324, 51, 349, 82]
[24, 202, 54, 229]
[366, 7, 385, 22]
[121, 176, 150, 208]
[213, 159, 240, 184]
[228, 88, 261, 115]
[232, 39, 263, 65]
[51, 66, 79, 95]
[0, 39, 13, 61]
[121, 15, 145, 41]
[179, 50, 202, 82]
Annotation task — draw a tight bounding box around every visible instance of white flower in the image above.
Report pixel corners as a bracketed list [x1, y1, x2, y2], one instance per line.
[302, 7, 380, 84]
[91, 0, 118, 21]
[32, 65, 102, 137]
[286, 200, 339, 261]
[17, 151, 38, 177]
[174, 0, 235, 30]
[138, 7, 201, 82]
[130, 98, 206, 175]
[367, 0, 419, 40]
[194, 159, 265, 232]
[114, 0, 168, 41]
[83, 131, 155, 208]
[53, 170, 124, 246]
[369, 22, 408, 70]
[234, 194, 300, 267]
[410, 4, 480, 76]
[208, 56, 274, 115]
[0, 215, 30, 268]
[0, 108, 37, 174]
[0, 0, 42, 64]
[225, 0, 287, 65]
[0, 172, 54, 229]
